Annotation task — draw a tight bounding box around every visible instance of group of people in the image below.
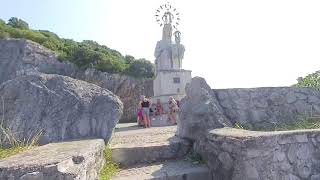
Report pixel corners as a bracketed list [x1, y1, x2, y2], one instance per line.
[137, 96, 179, 128]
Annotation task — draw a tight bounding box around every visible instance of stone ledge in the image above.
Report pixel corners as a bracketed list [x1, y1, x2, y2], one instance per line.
[0, 139, 105, 180]
[209, 127, 320, 139]
[195, 128, 320, 180]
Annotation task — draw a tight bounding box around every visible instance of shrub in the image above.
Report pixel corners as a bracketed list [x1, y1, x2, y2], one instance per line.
[125, 59, 156, 78]
[295, 71, 320, 90]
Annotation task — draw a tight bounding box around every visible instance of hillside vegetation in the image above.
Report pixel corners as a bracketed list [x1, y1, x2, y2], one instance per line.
[0, 17, 155, 79]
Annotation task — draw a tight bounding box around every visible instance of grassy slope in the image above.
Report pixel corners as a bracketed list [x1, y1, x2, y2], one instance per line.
[100, 147, 120, 180]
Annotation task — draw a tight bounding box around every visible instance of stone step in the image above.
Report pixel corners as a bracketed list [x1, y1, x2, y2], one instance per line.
[111, 136, 191, 166]
[111, 126, 190, 166]
[111, 159, 212, 180]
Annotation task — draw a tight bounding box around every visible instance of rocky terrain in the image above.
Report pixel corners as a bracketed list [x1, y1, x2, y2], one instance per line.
[0, 39, 153, 123]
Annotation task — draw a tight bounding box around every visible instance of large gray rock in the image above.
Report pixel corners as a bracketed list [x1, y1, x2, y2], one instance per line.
[177, 77, 232, 141]
[0, 73, 123, 144]
[0, 39, 153, 123]
[0, 139, 105, 180]
[78, 68, 153, 123]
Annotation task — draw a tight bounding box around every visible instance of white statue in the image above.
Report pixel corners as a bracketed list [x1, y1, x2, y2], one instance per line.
[154, 23, 173, 71]
[154, 10, 185, 71]
[171, 31, 185, 69]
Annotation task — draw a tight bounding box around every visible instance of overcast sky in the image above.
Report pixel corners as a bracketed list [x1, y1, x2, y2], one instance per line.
[1, 0, 320, 88]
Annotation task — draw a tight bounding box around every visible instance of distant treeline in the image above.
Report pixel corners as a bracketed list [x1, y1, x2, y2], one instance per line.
[0, 17, 155, 79]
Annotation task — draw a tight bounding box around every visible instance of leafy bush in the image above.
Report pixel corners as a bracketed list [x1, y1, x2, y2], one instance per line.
[0, 17, 155, 79]
[125, 59, 156, 78]
[295, 71, 320, 90]
[0, 19, 5, 26]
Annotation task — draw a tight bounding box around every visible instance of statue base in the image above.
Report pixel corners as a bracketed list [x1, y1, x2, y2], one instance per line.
[153, 69, 192, 100]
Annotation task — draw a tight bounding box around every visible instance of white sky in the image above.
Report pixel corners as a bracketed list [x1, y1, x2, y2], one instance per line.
[2, 0, 320, 88]
[101, 0, 320, 89]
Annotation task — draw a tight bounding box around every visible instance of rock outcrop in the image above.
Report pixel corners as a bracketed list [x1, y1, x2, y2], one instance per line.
[0, 39, 77, 84]
[215, 87, 320, 129]
[194, 128, 320, 180]
[0, 39, 153, 123]
[177, 77, 232, 141]
[0, 139, 105, 180]
[0, 73, 123, 144]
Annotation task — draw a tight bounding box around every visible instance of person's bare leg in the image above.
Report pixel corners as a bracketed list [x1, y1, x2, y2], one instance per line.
[171, 113, 177, 124]
[147, 115, 151, 128]
[143, 114, 148, 128]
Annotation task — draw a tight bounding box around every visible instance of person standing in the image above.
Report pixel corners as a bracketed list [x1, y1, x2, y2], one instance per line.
[168, 96, 178, 125]
[140, 96, 151, 128]
[156, 98, 164, 116]
[137, 106, 143, 126]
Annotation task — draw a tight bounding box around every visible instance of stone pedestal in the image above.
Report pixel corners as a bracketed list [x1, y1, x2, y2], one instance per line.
[152, 69, 191, 103]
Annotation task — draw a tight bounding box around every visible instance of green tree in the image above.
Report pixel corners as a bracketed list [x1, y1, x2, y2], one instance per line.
[295, 71, 320, 90]
[124, 55, 135, 64]
[7, 17, 29, 29]
[125, 59, 155, 78]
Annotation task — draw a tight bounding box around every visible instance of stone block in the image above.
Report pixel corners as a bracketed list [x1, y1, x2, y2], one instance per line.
[0, 139, 105, 180]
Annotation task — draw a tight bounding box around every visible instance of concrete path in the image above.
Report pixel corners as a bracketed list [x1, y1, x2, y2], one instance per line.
[112, 159, 210, 180]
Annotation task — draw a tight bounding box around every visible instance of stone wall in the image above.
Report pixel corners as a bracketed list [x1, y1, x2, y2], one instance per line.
[178, 77, 320, 141]
[214, 87, 320, 129]
[0, 39, 153, 123]
[194, 128, 320, 180]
